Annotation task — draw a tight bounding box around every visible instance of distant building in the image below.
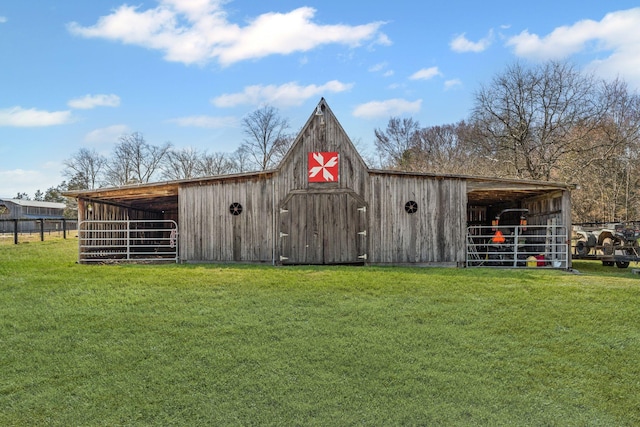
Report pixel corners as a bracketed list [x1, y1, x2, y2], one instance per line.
[0, 198, 66, 232]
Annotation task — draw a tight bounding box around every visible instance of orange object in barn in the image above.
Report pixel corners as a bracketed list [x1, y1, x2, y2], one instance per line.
[492, 230, 505, 244]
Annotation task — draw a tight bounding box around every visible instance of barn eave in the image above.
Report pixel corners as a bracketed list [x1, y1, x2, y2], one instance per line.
[63, 169, 277, 212]
[368, 168, 572, 205]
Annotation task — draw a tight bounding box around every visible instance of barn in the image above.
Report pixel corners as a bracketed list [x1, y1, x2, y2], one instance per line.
[0, 198, 66, 233]
[65, 99, 572, 267]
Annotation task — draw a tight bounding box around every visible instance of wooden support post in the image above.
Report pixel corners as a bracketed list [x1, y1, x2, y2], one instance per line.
[13, 219, 18, 244]
[40, 219, 45, 241]
[62, 219, 67, 239]
[562, 189, 572, 269]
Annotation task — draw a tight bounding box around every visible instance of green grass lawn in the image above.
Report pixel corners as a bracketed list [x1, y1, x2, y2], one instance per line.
[1, 239, 639, 426]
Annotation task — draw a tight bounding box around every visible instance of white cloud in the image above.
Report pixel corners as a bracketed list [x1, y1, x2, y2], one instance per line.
[368, 62, 387, 72]
[450, 30, 494, 53]
[369, 62, 394, 77]
[169, 115, 237, 128]
[444, 79, 462, 90]
[84, 125, 130, 145]
[375, 33, 392, 47]
[0, 107, 73, 127]
[212, 80, 353, 108]
[352, 98, 422, 119]
[0, 16, 7, 23]
[410, 67, 442, 81]
[68, 1, 388, 66]
[506, 8, 640, 87]
[68, 94, 121, 109]
[0, 168, 62, 198]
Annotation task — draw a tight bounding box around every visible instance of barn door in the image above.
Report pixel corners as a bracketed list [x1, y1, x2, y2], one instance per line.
[279, 192, 367, 264]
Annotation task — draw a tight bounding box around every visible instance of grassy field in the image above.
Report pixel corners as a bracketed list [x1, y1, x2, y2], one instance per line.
[0, 229, 79, 244]
[1, 239, 639, 426]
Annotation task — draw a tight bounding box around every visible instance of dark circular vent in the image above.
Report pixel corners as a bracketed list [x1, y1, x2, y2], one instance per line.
[229, 202, 243, 216]
[405, 201, 418, 214]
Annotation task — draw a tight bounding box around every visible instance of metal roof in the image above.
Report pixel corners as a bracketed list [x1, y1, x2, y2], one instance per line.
[0, 198, 66, 209]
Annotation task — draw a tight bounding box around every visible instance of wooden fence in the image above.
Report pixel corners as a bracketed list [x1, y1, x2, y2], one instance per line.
[0, 219, 78, 244]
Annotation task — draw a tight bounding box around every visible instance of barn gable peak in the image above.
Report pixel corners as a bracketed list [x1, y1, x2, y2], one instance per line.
[276, 98, 368, 184]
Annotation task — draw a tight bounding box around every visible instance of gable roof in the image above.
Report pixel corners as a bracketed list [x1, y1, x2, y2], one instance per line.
[277, 97, 369, 171]
[0, 198, 66, 209]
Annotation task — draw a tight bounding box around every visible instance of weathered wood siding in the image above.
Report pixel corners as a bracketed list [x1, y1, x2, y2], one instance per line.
[278, 190, 367, 264]
[521, 191, 565, 226]
[276, 104, 369, 197]
[521, 190, 572, 268]
[79, 200, 128, 222]
[0, 199, 66, 232]
[68, 99, 574, 267]
[179, 177, 274, 262]
[0, 201, 64, 220]
[274, 102, 370, 264]
[368, 174, 467, 264]
[78, 199, 167, 222]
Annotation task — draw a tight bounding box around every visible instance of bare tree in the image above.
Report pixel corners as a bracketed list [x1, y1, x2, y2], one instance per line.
[607, 80, 640, 221]
[351, 136, 375, 168]
[199, 151, 236, 176]
[162, 147, 202, 180]
[472, 61, 602, 181]
[374, 117, 421, 169]
[63, 148, 106, 189]
[230, 145, 252, 173]
[570, 78, 640, 222]
[104, 132, 171, 186]
[411, 121, 488, 175]
[270, 134, 296, 165]
[473, 62, 640, 222]
[241, 105, 291, 171]
[372, 118, 491, 175]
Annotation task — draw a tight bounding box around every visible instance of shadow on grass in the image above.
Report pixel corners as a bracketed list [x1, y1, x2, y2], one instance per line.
[571, 259, 640, 279]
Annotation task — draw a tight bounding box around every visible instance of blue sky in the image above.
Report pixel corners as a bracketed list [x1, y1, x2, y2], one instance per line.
[2, 0, 640, 197]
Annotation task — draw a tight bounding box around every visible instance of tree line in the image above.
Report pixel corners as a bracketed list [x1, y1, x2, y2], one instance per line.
[59, 105, 294, 190]
[16, 105, 292, 216]
[18, 60, 640, 223]
[374, 61, 640, 223]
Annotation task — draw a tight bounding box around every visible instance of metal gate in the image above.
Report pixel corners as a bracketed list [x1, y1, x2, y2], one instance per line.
[466, 224, 568, 268]
[78, 220, 178, 263]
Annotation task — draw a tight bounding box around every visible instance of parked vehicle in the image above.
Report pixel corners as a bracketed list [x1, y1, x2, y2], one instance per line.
[572, 222, 640, 268]
[486, 209, 530, 267]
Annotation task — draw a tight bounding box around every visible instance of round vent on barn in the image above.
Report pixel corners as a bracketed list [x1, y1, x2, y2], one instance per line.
[405, 201, 418, 214]
[229, 202, 243, 216]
